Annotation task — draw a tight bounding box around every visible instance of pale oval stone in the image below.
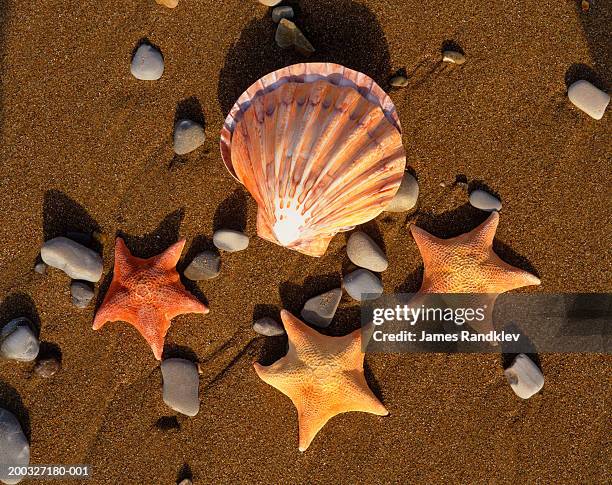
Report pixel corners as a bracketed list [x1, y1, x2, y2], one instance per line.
[40, 237, 103, 282]
[130, 43, 164, 81]
[347, 232, 388, 272]
[161, 358, 200, 417]
[184, 251, 220, 280]
[253, 317, 285, 336]
[469, 190, 502, 212]
[0, 408, 30, 485]
[155, 0, 178, 7]
[389, 75, 409, 88]
[301, 288, 342, 328]
[1, 318, 39, 362]
[343, 269, 383, 301]
[174, 119, 205, 155]
[258, 0, 282, 6]
[568, 80, 610, 120]
[442, 50, 466, 65]
[386, 172, 419, 212]
[213, 229, 249, 252]
[70, 280, 94, 309]
[272, 6, 294, 23]
[504, 353, 544, 399]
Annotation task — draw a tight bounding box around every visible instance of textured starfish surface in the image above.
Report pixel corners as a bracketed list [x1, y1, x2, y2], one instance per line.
[93, 238, 208, 360]
[254, 310, 388, 451]
[410, 211, 540, 333]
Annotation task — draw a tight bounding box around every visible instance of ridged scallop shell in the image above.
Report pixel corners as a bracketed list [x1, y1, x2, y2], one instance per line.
[223, 63, 406, 257]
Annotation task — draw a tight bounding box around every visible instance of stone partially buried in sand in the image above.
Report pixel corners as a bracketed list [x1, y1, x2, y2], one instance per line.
[385, 172, 418, 212]
[130, 43, 164, 81]
[174, 120, 206, 155]
[301, 288, 342, 328]
[504, 353, 544, 399]
[0, 408, 30, 485]
[161, 358, 200, 416]
[70, 280, 94, 308]
[155, 0, 178, 7]
[344, 269, 383, 301]
[253, 316, 285, 336]
[213, 229, 249, 252]
[347, 231, 388, 272]
[0, 318, 39, 362]
[567, 80, 610, 120]
[41, 237, 103, 282]
[184, 251, 221, 280]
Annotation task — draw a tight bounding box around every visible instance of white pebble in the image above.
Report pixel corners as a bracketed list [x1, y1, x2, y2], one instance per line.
[386, 172, 419, 212]
[0, 409, 30, 485]
[213, 229, 249, 252]
[40, 237, 103, 282]
[130, 43, 164, 81]
[272, 6, 294, 23]
[0, 318, 39, 362]
[504, 354, 544, 399]
[174, 119, 205, 155]
[258, 0, 282, 6]
[253, 317, 285, 336]
[161, 358, 200, 416]
[442, 50, 466, 65]
[301, 288, 342, 328]
[568, 80, 609, 120]
[347, 232, 388, 272]
[469, 190, 502, 212]
[343, 269, 383, 301]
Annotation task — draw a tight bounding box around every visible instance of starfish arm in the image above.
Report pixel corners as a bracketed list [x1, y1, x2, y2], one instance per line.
[340, 369, 389, 416]
[465, 211, 499, 248]
[280, 310, 327, 356]
[113, 238, 141, 277]
[132, 307, 171, 360]
[92, 284, 139, 330]
[409, 224, 448, 268]
[488, 253, 541, 291]
[151, 239, 186, 270]
[163, 283, 209, 319]
[295, 389, 337, 452]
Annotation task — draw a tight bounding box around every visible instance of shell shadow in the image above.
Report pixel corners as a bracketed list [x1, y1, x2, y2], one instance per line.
[42, 190, 102, 253]
[0, 383, 31, 442]
[217, 0, 392, 115]
[213, 188, 248, 232]
[0, 293, 41, 337]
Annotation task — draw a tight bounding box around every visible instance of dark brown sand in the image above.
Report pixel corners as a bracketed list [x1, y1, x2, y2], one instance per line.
[0, 0, 610, 483]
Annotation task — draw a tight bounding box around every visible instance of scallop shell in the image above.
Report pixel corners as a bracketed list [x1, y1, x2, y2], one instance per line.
[222, 63, 406, 257]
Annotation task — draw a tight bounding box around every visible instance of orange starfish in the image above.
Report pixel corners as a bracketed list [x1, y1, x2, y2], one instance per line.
[254, 310, 388, 451]
[410, 211, 540, 333]
[93, 238, 209, 360]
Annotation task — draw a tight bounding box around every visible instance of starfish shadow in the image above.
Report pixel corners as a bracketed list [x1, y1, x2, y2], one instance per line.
[213, 188, 248, 232]
[42, 190, 102, 253]
[217, 0, 392, 116]
[394, 265, 424, 294]
[0, 383, 31, 442]
[363, 361, 386, 405]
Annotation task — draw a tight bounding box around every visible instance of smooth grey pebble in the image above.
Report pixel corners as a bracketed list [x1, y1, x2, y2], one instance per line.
[301, 288, 342, 328]
[347, 232, 388, 272]
[161, 358, 200, 417]
[253, 317, 285, 336]
[469, 189, 502, 212]
[343, 269, 383, 301]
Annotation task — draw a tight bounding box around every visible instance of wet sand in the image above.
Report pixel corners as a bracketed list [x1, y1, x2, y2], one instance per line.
[0, 0, 610, 483]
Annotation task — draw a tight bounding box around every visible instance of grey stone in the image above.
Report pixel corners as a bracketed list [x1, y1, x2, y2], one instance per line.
[386, 172, 419, 212]
[568, 80, 609, 120]
[272, 6, 294, 23]
[213, 229, 249, 252]
[469, 190, 502, 212]
[504, 354, 544, 399]
[0, 409, 30, 484]
[34, 261, 47, 274]
[70, 280, 94, 309]
[253, 317, 285, 336]
[34, 357, 61, 378]
[301, 288, 342, 328]
[0, 318, 39, 362]
[40, 237, 103, 282]
[173, 119, 206, 155]
[347, 232, 388, 272]
[184, 251, 220, 280]
[130, 43, 164, 81]
[389, 75, 409, 88]
[442, 50, 466, 65]
[275, 19, 314, 55]
[343, 269, 383, 301]
[161, 358, 200, 417]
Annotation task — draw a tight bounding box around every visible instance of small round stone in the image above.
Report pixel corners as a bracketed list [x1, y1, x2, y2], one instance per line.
[174, 119, 206, 155]
[442, 50, 466, 65]
[469, 190, 502, 212]
[213, 229, 249, 252]
[568, 80, 610, 120]
[130, 43, 164, 81]
[253, 317, 285, 336]
[184, 251, 220, 280]
[33, 357, 61, 378]
[272, 6, 294, 23]
[390, 75, 409, 88]
[386, 172, 419, 212]
[0, 318, 39, 362]
[34, 261, 47, 274]
[0, 408, 30, 484]
[70, 280, 94, 309]
[343, 269, 383, 301]
[301, 288, 342, 328]
[347, 232, 388, 272]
